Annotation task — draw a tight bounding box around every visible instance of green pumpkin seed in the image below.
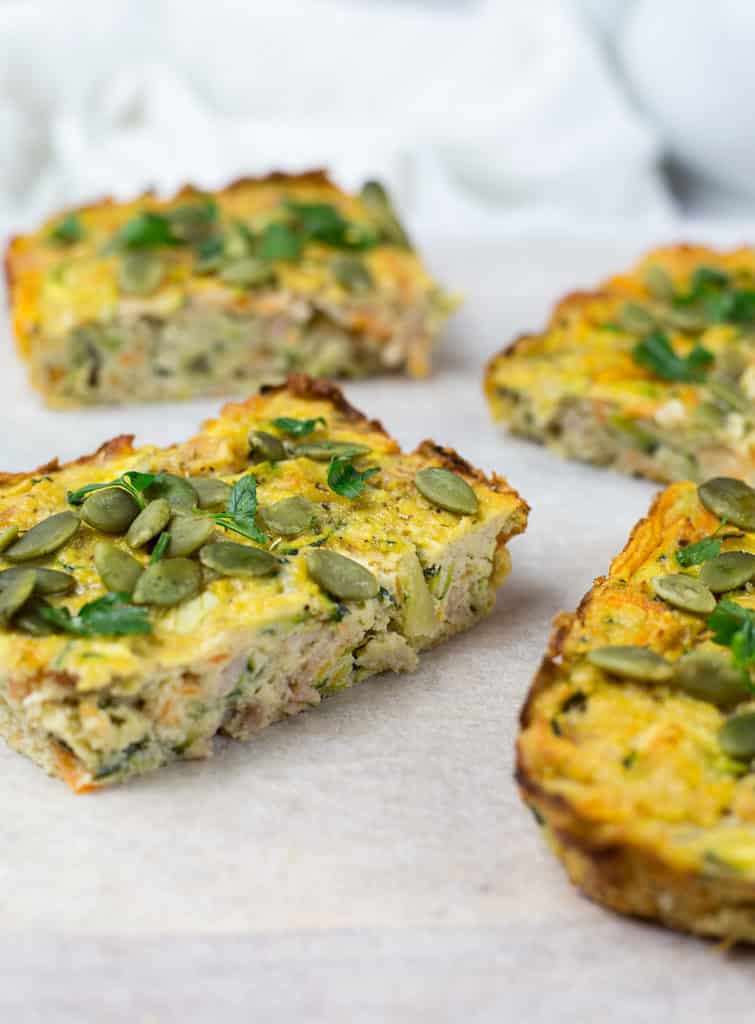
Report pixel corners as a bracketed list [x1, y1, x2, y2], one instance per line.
[94, 541, 143, 595]
[0, 566, 75, 596]
[673, 650, 751, 708]
[80, 488, 139, 534]
[259, 496, 317, 537]
[118, 250, 165, 295]
[331, 255, 374, 292]
[305, 549, 379, 601]
[700, 551, 755, 592]
[166, 515, 215, 557]
[643, 265, 675, 301]
[126, 498, 171, 549]
[698, 477, 755, 531]
[651, 573, 716, 614]
[0, 569, 36, 624]
[360, 180, 411, 247]
[5, 511, 80, 562]
[587, 644, 674, 682]
[294, 440, 372, 461]
[144, 473, 198, 511]
[656, 305, 707, 332]
[189, 477, 232, 509]
[619, 302, 656, 334]
[249, 430, 286, 463]
[220, 258, 276, 288]
[0, 526, 19, 552]
[132, 557, 202, 607]
[14, 597, 56, 636]
[719, 711, 755, 760]
[415, 467, 479, 516]
[199, 541, 280, 577]
[167, 202, 215, 243]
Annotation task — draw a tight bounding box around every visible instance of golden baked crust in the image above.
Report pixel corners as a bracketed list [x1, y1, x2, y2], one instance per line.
[6, 172, 456, 406]
[518, 479, 755, 943]
[485, 245, 755, 485]
[0, 375, 527, 790]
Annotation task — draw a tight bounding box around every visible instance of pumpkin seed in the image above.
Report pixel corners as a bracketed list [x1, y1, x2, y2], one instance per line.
[719, 711, 755, 760]
[5, 511, 80, 561]
[166, 515, 215, 557]
[0, 526, 18, 552]
[673, 650, 751, 708]
[189, 477, 232, 509]
[249, 430, 286, 463]
[220, 258, 276, 288]
[699, 551, 755, 592]
[94, 541, 143, 595]
[305, 549, 379, 601]
[331, 255, 373, 292]
[619, 303, 656, 334]
[698, 477, 755, 531]
[118, 250, 165, 295]
[199, 541, 280, 577]
[0, 566, 75, 596]
[415, 467, 479, 516]
[293, 439, 371, 462]
[126, 498, 171, 549]
[651, 573, 716, 614]
[0, 569, 36, 623]
[643, 265, 675, 301]
[586, 644, 674, 682]
[80, 488, 139, 534]
[132, 557, 202, 607]
[656, 305, 707, 332]
[144, 473, 198, 511]
[259, 496, 317, 537]
[360, 180, 411, 247]
[14, 597, 56, 636]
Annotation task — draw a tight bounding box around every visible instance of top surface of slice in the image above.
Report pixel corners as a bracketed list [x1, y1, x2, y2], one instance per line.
[5, 171, 455, 405]
[485, 245, 755, 485]
[518, 473, 755, 941]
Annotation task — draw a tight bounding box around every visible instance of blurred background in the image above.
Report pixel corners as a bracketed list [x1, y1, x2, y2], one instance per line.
[2, 0, 755, 245]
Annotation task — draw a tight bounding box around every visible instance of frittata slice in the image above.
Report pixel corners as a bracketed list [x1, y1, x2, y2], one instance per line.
[485, 245, 755, 484]
[518, 474, 755, 942]
[0, 375, 527, 791]
[5, 172, 455, 407]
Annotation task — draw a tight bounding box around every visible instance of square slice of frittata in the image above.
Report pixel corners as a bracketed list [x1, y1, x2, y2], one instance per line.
[485, 245, 755, 484]
[5, 171, 456, 407]
[0, 375, 527, 790]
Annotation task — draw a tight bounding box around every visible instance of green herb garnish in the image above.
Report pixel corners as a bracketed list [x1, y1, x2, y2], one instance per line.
[258, 222, 303, 262]
[632, 330, 713, 383]
[285, 200, 377, 251]
[150, 531, 170, 564]
[49, 213, 84, 245]
[207, 474, 266, 544]
[39, 592, 152, 637]
[327, 457, 379, 499]
[708, 599, 755, 679]
[110, 212, 181, 250]
[271, 416, 326, 437]
[67, 471, 158, 511]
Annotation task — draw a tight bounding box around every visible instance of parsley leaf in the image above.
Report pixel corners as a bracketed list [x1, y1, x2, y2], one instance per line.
[258, 222, 303, 262]
[632, 329, 713, 383]
[676, 536, 722, 567]
[39, 593, 151, 637]
[327, 456, 379, 499]
[708, 599, 755, 677]
[67, 471, 158, 511]
[49, 213, 84, 245]
[208, 474, 266, 544]
[150, 531, 170, 564]
[271, 416, 326, 437]
[285, 200, 378, 251]
[111, 212, 182, 250]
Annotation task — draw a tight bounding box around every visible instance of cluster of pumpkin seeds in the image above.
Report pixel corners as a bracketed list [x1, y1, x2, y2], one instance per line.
[584, 475, 755, 764]
[0, 420, 479, 636]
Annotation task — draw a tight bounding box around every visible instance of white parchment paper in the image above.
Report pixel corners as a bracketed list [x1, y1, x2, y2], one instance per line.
[1, 237, 753, 1021]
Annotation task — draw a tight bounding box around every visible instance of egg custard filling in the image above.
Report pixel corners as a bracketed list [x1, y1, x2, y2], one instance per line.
[0, 376, 527, 790]
[5, 172, 456, 407]
[485, 246, 755, 485]
[519, 474, 755, 942]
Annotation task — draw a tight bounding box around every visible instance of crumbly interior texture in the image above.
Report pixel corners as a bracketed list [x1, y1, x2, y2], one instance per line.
[6, 172, 454, 407]
[485, 245, 755, 484]
[518, 482, 755, 942]
[0, 377, 527, 790]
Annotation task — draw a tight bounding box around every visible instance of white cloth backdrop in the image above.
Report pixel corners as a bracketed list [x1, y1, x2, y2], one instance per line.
[0, 0, 676, 240]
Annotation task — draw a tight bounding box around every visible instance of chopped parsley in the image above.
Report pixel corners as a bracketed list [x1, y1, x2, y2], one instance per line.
[271, 416, 326, 437]
[39, 593, 151, 637]
[708, 599, 755, 678]
[49, 213, 84, 245]
[632, 330, 713, 383]
[327, 457, 378, 499]
[208, 474, 266, 544]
